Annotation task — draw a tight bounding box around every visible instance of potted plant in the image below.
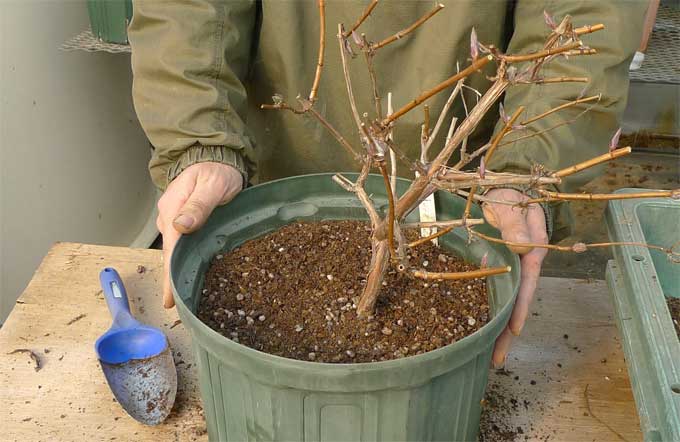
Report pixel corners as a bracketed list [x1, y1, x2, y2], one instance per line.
[170, 2, 679, 440]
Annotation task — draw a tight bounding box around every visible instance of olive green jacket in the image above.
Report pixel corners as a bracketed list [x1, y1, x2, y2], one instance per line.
[129, 0, 645, 241]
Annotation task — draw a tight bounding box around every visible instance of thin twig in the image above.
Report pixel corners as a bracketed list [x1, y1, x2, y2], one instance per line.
[434, 175, 560, 189]
[343, 0, 379, 38]
[503, 41, 582, 63]
[262, 100, 362, 163]
[387, 92, 397, 194]
[472, 230, 571, 252]
[456, 189, 519, 206]
[332, 173, 354, 192]
[526, 189, 680, 204]
[408, 226, 455, 248]
[452, 81, 503, 169]
[381, 55, 492, 127]
[458, 140, 489, 166]
[521, 95, 601, 126]
[484, 105, 525, 163]
[423, 105, 430, 138]
[497, 101, 599, 148]
[553, 147, 631, 178]
[355, 187, 381, 227]
[371, 3, 445, 51]
[451, 81, 474, 168]
[564, 48, 597, 56]
[309, 0, 326, 102]
[67, 313, 86, 325]
[385, 137, 426, 174]
[412, 266, 511, 280]
[425, 80, 464, 156]
[333, 171, 381, 227]
[584, 241, 678, 254]
[584, 384, 629, 442]
[261, 102, 305, 114]
[439, 168, 559, 181]
[403, 219, 484, 229]
[307, 106, 363, 162]
[446, 117, 458, 146]
[471, 230, 680, 259]
[519, 76, 589, 84]
[8, 349, 41, 372]
[574, 24, 605, 35]
[463, 185, 477, 221]
[420, 104, 431, 163]
[364, 49, 382, 119]
[337, 24, 364, 133]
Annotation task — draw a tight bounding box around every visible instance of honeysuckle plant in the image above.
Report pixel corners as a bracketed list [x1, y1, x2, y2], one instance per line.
[263, 0, 680, 317]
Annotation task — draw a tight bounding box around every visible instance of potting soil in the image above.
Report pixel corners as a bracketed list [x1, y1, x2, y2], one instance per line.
[197, 220, 490, 363]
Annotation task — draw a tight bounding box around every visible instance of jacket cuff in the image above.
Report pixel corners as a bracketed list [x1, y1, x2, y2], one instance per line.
[166, 144, 249, 187]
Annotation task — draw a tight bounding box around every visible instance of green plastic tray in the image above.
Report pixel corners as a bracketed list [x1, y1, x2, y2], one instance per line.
[605, 189, 680, 442]
[171, 174, 519, 441]
[87, 0, 133, 44]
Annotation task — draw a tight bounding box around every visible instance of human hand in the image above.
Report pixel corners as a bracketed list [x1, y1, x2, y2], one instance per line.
[481, 188, 549, 368]
[156, 162, 243, 308]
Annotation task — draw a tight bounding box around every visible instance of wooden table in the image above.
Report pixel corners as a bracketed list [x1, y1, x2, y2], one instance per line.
[0, 243, 641, 441]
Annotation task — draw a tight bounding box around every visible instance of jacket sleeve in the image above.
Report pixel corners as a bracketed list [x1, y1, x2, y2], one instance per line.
[488, 0, 646, 241]
[129, 0, 257, 190]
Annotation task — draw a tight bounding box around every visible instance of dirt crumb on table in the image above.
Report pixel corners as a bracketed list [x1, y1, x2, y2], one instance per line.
[480, 376, 553, 442]
[198, 220, 490, 363]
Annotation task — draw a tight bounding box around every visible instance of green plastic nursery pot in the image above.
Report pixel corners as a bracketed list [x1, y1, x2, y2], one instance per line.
[87, 0, 133, 44]
[171, 173, 519, 442]
[605, 189, 680, 442]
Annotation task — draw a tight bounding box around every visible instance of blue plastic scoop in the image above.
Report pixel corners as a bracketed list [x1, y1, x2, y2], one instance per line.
[95, 268, 177, 425]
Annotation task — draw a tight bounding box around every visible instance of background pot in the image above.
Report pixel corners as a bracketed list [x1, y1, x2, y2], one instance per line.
[171, 173, 519, 442]
[605, 189, 680, 441]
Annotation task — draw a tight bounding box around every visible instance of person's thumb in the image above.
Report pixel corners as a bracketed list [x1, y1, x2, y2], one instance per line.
[172, 181, 223, 234]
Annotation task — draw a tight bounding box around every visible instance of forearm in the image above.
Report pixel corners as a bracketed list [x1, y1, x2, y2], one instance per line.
[129, 0, 258, 189]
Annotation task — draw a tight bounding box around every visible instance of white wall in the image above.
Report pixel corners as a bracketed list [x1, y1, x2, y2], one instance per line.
[0, 0, 157, 323]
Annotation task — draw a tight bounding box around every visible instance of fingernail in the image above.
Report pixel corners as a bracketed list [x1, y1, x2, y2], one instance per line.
[173, 214, 194, 230]
[510, 326, 522, 337]
[492, 359, 505, 370]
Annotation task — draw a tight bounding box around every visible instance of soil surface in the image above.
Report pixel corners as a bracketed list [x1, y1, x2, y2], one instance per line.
[197, 220, 489, 363]
[668, 297, 680, 340]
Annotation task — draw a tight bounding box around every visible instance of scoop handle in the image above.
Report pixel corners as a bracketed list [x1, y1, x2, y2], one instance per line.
[100, 267, 136, 329]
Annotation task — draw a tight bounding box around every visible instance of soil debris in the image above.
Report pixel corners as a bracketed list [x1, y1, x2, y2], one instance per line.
[137, 265, 146, 274]
[169, 319, 182, 330]
[198, 220, 490, 363]
[480, 380, 530, 441]
[66, 313, 86, 326]
[7, 348, 42, 371]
